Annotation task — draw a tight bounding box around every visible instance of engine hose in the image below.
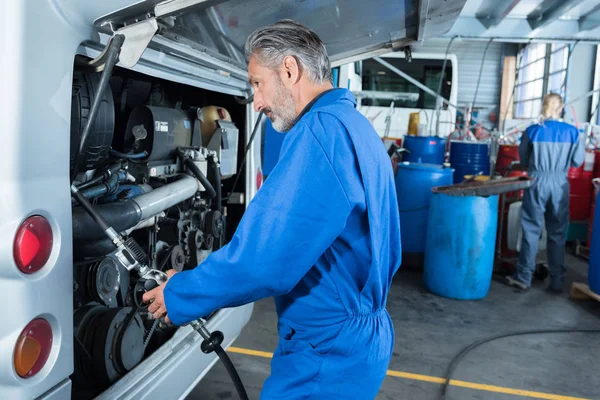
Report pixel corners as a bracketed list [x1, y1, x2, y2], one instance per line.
[440, 328, 600, 400]
[76, 161, 123, 191]
[71, 186, 112, 233]
[215, 344, 249, 400]
[182, 157, 217, 199]
[79, 170, 126, 199]
[208, 155, 222, 212]
[110, 149, 148, 160]
[70, 34, 125, 183]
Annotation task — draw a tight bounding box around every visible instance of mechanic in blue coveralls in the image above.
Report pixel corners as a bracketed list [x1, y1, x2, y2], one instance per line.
[505, 93, 585, 292]
[143, 20, 402, 398]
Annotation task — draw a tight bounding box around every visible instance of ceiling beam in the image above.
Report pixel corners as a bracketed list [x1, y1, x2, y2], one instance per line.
[579, 4, 600, 33]
[528, 0, 586, 34]
[445, 16, 595, 42]
[416, 0, 430, 42]
[476, 0, 522, 29]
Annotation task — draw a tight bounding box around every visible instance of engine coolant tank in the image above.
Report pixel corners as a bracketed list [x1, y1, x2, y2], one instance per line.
[124, 106, 192, 162]
[402, 135, 446, 165]
[395, 162, 454, 253]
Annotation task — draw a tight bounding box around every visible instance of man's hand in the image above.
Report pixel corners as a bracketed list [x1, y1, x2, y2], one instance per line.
[142, 269, 178, 323]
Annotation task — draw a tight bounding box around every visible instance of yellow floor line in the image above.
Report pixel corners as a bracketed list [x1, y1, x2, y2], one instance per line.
[227, 346, 590, 400]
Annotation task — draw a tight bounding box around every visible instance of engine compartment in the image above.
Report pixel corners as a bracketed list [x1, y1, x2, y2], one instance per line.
[69, 61, 247, 399]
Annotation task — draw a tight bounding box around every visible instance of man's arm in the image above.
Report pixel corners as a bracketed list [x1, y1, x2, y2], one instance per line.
[160, 121, 352, 326]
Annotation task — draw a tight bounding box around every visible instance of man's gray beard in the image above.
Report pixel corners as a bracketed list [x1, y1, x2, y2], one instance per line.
[270, 78, 297, 132]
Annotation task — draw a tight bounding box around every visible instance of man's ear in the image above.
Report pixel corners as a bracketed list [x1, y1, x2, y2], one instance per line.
[281, 55, 301, 88]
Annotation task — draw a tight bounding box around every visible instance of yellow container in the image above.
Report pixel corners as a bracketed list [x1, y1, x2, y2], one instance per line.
[463, 175, 491, 182]
[407, 112, 420, 136]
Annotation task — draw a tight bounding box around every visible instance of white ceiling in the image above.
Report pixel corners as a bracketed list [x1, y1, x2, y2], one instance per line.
[445, 0, 600, 42]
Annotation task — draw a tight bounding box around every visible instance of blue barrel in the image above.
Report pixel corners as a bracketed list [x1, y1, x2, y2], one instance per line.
[424, 193, 498, 299]
[395, 163, 454, 253]
[402, 136, 446, 165]
[449, 141, 490, 183]
[589, 192, 600, 294]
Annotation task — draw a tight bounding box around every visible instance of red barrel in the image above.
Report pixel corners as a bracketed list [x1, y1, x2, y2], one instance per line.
[589, 180, 600, 245]
[594, 150, 600, 178]
[496, 144, 520, 176]
[569, 154, 594, 221]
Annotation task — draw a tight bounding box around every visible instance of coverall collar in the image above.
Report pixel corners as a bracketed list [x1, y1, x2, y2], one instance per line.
[289, 88, 356, 129]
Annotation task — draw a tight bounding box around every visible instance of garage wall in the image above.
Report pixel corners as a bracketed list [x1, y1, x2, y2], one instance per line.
[413, 38, 518, 130]
[564, 44, 598, 126]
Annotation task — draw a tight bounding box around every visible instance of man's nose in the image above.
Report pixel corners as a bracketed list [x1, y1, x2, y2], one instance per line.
[253, 91, 264, 113]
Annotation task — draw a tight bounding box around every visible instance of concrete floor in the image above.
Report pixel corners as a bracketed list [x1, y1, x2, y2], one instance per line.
[188, 254, 600, 400]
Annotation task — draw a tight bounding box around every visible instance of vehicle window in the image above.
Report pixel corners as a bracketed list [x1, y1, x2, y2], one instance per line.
[361, 57, 452, 109]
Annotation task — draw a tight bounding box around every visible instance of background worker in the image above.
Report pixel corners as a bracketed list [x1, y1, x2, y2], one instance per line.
[505, 93, 585, 292]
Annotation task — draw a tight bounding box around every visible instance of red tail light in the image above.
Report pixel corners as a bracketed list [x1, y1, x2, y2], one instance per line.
[14, 319, 53, 378]
[14, 216, 53, 274]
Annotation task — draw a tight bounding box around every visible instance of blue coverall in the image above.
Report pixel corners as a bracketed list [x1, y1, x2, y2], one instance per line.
[514, 119, 585, 289]
[164, 88, 402, 399]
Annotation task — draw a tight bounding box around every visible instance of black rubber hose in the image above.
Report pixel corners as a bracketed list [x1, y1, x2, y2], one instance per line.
[183, 157, 217, 199]
[70, 34, 125, 183]
[71, 188, 112, 233]
[208, 155, 222, 212]
[76, 162, 123, 190]
[76, 174, 104, 191]
[215, 344, 249, 400]
[440, 328, 600, 400]
[72, 200, 141, 240]
[80, 170, 120, 199]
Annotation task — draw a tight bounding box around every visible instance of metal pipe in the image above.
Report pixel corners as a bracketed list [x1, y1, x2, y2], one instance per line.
[435, 37, 457, 136]
[373, 57, 458, 109]
[564, 89, 600, 107]
[73, 176, 199, 240]
[440, 36, 600, 45]
[135, 175, 200, 220]
[123, 213, 165, 236]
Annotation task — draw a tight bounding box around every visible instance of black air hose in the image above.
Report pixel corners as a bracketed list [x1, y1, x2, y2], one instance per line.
[215, 344, 249, 400]
[181, 156, 217, 199]
[208, 155, 222, 212]
[70, 34, 125, 183]
[440, 328, 600, 400]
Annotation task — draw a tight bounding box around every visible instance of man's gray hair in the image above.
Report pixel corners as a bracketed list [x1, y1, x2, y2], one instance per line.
[245, 20, 332, 85]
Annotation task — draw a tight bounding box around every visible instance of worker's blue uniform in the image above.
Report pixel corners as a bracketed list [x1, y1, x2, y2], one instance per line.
[515, 119, 584, 289]
[164, 88, 402, 399]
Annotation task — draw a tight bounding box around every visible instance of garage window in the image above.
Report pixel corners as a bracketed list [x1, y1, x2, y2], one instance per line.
[547, 44, 569, 96]
[514, 44, 546, 119]
[514, 43, 570, 119]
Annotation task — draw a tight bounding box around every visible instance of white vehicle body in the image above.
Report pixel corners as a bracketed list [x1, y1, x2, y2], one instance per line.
[337, 52, 459, 139]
